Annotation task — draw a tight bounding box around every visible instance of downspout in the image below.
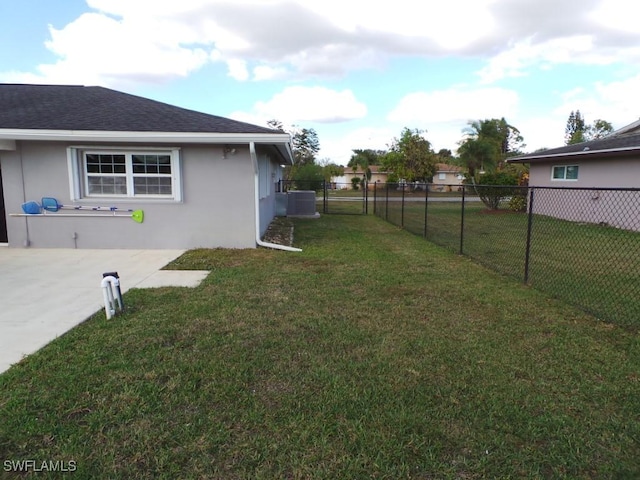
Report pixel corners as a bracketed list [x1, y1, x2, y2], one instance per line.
[250, 141, 302, 252]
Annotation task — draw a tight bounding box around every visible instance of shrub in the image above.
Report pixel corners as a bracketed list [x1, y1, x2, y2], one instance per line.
[468, 171, 519, 210]
[508, 194, 527, 212]
[292, 164, 324, 191]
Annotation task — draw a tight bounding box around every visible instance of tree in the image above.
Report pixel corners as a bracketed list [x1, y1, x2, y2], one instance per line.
[588, 119, 614, 140]
[266, 119, 285, 132]
[565, 111, 614, 144]
[436, 149, 453, 161]
[291, 127, 320, 166]
[457, 118, 524, 182]
[321, 162, 344, 182]
[347, 149, 385, 182]
[291, 163, 324, 191]
[347, 149, 384, 168]
[381, 128, 436, 183]
[565, 110, 587, 145]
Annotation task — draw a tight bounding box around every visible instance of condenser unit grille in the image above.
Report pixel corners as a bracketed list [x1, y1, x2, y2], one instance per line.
[287, 190, 316, 216]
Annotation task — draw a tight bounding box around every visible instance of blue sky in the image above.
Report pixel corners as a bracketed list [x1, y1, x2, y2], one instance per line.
[2, 0, 639, 165]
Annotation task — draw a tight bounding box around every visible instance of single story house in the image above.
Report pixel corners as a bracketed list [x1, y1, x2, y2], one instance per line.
[431, 163, 464, 191]
[331, 165, 388, 189]
[509, 119, 640, 230]
[0, 84, 296, 249]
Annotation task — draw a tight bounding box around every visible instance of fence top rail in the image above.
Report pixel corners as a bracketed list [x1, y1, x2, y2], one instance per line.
[373, 182, 640, 193]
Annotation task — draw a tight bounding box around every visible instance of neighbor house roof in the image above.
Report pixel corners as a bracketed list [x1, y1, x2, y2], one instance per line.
[345, 165, 388, 175]
[0, 84, 277, 134]
[509, 119, 640, 164]
[435, 163, 462, 173]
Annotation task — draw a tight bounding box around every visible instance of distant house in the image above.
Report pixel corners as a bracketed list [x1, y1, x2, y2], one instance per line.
[509, 119, 640, 230]
[0, 84, 294, 249]
[431, 163, 464, 191]
[332, 165, 388, 189]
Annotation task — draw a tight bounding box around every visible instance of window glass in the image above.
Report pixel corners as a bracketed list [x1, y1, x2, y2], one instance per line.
[566, 165, 579, 179]
[84, 151, 174, 197]
[88, 176, 127, 195]
[552, 166, 565, 179]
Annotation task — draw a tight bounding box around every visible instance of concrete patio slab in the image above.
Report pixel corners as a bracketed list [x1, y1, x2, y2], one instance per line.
[0, 248, 210, 374]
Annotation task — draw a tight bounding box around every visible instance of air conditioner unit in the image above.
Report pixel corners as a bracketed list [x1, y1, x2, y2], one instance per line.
[286, 190, 316, 216]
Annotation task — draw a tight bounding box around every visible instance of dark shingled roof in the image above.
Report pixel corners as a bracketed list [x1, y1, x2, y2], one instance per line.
[510, 122, 640, 163]
[0, 84, 279, 134]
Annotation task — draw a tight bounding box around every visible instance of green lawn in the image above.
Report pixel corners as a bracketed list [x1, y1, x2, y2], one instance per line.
[1, 215, 639, 478]
[378, 199, 640, 327]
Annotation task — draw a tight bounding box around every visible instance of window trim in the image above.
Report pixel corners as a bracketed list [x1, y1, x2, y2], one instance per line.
[551, 164, 579, 181]
[258, 154, 271, 199]
[68, 146, 182, 201]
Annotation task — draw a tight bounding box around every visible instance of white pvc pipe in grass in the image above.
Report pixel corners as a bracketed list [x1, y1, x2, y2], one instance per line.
[101, 275, 122, 320]
[250, 141, 302, 252]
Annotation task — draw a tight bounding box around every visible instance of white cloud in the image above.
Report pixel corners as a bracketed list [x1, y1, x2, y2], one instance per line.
[388, 87, 519, 125]
[226, 58, 249, 81]
[317, 126, 396, 165]
[4, 12, 208, 87]
[476, 35, 618, 83]
[4, 0, 640, 87]
[554, 74, 640, 128]
[238, 86, 367, 124]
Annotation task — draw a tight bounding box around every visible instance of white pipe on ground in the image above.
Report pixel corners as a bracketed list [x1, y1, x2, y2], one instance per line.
[250, 141, 302, 252]
[101, 275, 122, 319]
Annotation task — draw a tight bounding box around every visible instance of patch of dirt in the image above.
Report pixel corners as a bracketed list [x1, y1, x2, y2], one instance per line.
[262, 217, 295, 247]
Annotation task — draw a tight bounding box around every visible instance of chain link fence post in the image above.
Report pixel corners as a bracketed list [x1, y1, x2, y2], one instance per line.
[373, 181, 377, 216]
[385, 182, 389, 222]
[401, 182, 406, 228]
[459, 184, 466, 255]
[524, 186, 535, 284]
[423, 184, 429, 239]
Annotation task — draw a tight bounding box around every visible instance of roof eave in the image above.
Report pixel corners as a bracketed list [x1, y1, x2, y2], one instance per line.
[508, 145, 640, 163]
[0, 128, 292, 145]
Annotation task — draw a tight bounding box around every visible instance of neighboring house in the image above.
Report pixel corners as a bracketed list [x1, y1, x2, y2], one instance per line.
[509, 119, 640, 230]
[332, 165, 388, 189]
[431, 163, 464, 191]
[0, 84, 294, 249]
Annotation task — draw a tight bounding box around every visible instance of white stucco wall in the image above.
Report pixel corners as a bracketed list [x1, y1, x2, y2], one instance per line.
[0, 141, 261, 248]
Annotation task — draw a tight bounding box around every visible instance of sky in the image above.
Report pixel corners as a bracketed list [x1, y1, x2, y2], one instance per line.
[1, 0, 640, 165]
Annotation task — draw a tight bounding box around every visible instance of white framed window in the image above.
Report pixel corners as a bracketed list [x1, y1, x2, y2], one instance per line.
[258, 155, 270, 199]
[552, 165, 579, 181]
[438, 172, 447, 180]
[68, 147, 182, 201]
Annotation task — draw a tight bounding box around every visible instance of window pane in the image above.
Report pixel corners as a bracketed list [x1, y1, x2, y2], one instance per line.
[134, 176, 172, 195]
[566, 165, 579, 179]
[131, 154, 171, 175]
[132, 155, 145, 173]
[88, 176, 127, 195]
[552, 166, 565, 179]
[85, 153, 126, 174]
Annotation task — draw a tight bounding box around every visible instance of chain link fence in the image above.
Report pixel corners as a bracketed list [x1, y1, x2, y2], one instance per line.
[278, 180, 367, 215]
[373, 182, 640, 327]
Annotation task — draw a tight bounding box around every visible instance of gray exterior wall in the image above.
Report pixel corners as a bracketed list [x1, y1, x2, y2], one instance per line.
[529, 154, 640, 188]
[529, 155, 640, 231]
[0, 141, 266, 248]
